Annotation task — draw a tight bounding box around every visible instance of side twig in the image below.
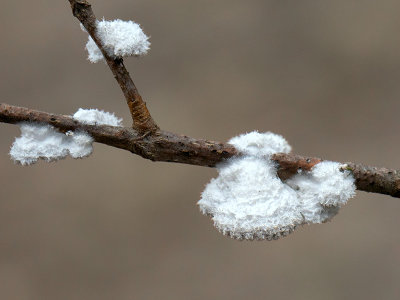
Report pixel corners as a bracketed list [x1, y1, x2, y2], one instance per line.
[68, 0, 158, 133]
[1, 103, 400, 198]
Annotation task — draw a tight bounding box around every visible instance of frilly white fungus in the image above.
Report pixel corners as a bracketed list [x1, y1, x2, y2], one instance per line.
[82, 19, 150, 63]
[229, 131, 292, 157]
[198, 131, 356, 241]
[10, 123, 93, 165]
[73, 108, 122, 126]
[10, 109, 122, 165]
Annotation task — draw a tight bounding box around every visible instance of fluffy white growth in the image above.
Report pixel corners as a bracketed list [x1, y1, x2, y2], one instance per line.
[83, 19, 150, 63]
[200, 156, 301, 240]
[286, 161, 356, 223]
[73, 108, 122, 126]
[10, 123, 94, 165]
[198, 131, 356, 241]
[229, 131, 292, 156]
[9, 109, 123, 165]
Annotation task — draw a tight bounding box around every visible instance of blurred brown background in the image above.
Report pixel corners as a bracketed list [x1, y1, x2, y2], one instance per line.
[1, 1, 400, 299]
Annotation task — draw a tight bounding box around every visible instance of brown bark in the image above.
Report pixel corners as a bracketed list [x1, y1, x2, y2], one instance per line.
[1, 103, 400, 199]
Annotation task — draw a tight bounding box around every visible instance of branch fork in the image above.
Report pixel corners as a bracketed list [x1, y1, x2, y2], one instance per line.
[0, 0, 399, 199]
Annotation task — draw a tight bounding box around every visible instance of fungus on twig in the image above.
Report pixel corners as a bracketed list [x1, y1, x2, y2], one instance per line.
[0, 0, 399, 242]
[10, 109, 123, 165]
[81, 19, 150, 63]
[199, 132, 356, 240]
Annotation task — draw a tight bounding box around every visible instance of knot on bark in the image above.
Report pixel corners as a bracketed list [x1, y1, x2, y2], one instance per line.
[70, 0, 92, 20]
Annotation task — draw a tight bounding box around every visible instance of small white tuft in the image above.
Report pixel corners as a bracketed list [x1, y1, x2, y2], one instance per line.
[228, 131, 291, 157]
[10, 123, 94, 165]
[73, 108, 122, 126]
[198, 132, 356, 240]
[67, 131, 94, 159]
[82, 19, 150, 63]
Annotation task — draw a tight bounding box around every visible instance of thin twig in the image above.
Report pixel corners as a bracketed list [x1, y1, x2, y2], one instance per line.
[1, 103, 400, 198]
[68, 0, 158, 133]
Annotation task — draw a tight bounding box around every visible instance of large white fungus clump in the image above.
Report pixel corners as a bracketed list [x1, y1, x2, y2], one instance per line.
[198, 131, 356, 241]
[10, 108, 122, 165]
[83, 19, 150, 63]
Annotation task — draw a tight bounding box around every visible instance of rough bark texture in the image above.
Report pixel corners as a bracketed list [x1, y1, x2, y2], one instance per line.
[2, 103, 400, 198]
[69, 0, 158, 133]
[344, 163, 400, 198]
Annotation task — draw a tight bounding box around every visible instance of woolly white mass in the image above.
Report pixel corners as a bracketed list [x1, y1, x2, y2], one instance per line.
[10, 109, 122, 165]
[198, 131, 356, 241]
[83, 19, 150, 63]
[73, 108, 122, 126]
[9, 123, 93, 165]
[229, 131, 292, 157]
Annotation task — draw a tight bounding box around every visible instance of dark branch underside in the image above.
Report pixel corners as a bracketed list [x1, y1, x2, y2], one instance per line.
[2, 103, 400, 198]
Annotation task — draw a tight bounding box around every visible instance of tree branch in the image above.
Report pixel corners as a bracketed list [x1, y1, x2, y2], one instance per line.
[68, 0, 158, 133]
[1, 103, 400, 198]
[2, 0, 399, 200]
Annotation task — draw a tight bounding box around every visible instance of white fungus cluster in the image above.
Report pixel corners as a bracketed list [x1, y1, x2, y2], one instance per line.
[83, 19, 150, 63]
[9, 124, 94, 166]
[9, 109, 122, 165]
[198, 131, 356, 241]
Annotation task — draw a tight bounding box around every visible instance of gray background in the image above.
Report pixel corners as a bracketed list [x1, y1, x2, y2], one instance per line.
[1, 1, 400, 299]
